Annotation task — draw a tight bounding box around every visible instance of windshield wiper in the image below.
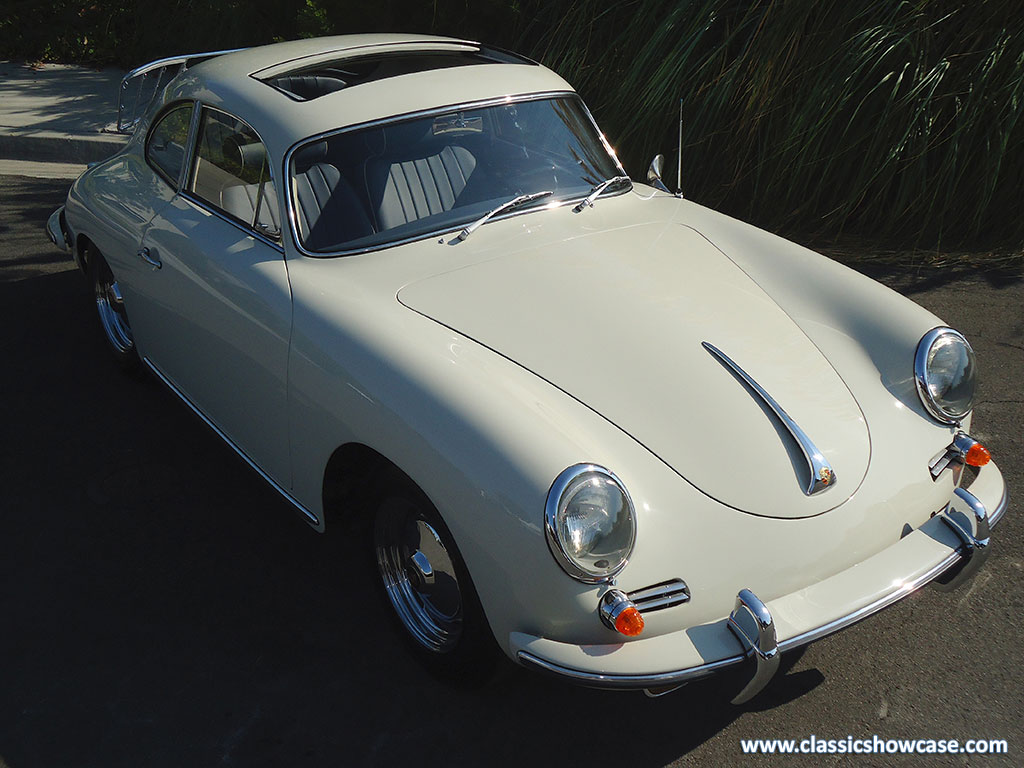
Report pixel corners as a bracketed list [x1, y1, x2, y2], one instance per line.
[448, 190, 553, 244]
[572, 175, 631, 213]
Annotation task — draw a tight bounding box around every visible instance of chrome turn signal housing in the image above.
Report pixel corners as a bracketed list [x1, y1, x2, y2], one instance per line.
[599, 589, 645, 636]
[930, 432, 992, 480]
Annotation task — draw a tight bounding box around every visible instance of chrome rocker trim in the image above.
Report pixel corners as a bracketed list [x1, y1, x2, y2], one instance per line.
[143, 357, 320, 526]
[518, 486, 1008, 700]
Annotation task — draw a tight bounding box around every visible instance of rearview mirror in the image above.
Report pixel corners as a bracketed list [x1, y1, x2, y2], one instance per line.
[647, 154, 672, 193]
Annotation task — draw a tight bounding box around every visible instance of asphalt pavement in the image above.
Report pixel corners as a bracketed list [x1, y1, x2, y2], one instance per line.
[1, 170, 1021, 767]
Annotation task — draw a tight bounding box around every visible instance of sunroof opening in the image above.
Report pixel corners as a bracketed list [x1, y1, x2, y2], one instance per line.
[260, 47, 534, 101]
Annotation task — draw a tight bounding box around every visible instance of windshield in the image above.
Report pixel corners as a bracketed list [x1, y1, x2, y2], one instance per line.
[288, 95, 624, 254]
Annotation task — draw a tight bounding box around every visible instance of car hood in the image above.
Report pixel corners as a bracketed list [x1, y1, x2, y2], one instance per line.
[397, 222, 869, 518]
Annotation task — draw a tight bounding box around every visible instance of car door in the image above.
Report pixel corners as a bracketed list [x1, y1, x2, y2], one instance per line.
[129, 106, 292, 487]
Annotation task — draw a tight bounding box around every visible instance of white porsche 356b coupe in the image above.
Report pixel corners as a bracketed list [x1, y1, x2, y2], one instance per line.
[48, 34, 1007, 702]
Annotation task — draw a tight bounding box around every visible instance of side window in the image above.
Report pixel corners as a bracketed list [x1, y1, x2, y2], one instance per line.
[146, 103, 194, 187]
[189, 109, 279, 239]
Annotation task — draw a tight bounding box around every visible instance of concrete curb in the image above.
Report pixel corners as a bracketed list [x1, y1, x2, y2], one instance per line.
[0, 60, 130, 169]
[0, 130, 127, 165]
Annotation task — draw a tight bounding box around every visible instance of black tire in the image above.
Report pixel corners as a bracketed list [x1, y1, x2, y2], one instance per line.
[373, 483, 501, 682]
[88, 248, 139, 371]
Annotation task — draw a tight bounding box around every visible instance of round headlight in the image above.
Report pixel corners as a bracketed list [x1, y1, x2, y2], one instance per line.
[545, 464, 636, 583]
[914, 327, 976, 424]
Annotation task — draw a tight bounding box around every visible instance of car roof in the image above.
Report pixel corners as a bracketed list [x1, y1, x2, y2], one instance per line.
[159, 34, 575, 161]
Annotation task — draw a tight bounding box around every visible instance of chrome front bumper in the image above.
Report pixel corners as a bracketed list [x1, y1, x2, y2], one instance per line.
[517, 478, 1008, 702]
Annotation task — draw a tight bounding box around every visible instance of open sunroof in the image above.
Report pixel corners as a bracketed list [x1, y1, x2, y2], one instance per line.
[258, 47, 534, 101]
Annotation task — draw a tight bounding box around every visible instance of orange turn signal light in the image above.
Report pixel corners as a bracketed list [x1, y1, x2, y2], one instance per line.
[615, 606, 645, 636]
[965, 442, 991, 467]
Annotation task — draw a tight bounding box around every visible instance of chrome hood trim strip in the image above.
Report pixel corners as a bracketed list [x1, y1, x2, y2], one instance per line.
[702, 341, 836, 495]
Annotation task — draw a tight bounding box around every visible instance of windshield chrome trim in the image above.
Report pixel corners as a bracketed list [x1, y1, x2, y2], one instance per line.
[282, 90, 631, 258]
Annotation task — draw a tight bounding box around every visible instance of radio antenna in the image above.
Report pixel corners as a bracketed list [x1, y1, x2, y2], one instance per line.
[677, 98, 683, 194]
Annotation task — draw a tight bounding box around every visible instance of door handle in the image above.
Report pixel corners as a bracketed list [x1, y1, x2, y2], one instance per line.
[138, 247, 161, 269]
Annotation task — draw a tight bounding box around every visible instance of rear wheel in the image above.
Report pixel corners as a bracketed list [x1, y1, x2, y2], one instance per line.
[89, 250, 138, 370]
[373, 486, 499, 680]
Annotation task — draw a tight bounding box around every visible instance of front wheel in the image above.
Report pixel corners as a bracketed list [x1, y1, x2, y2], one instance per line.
[88, 249, 138, 370]
[373, 488, 500, 680]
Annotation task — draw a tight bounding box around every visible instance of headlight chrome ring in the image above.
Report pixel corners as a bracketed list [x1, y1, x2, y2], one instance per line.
[544, 463, 636, 584]
[914, 326, 977, 425]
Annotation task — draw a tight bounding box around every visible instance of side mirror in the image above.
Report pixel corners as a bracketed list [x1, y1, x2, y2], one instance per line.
[647, 154, 672, 194]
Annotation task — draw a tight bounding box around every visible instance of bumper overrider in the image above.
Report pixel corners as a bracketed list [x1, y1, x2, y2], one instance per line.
[515, 461, 1008, 702]
[46, 206, 70, 253]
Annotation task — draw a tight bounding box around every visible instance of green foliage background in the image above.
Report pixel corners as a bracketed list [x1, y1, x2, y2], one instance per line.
[3, 0, 1021, 252]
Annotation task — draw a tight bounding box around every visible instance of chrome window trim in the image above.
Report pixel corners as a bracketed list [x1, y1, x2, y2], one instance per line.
[180, 99, 203, 191]
[914, 326, 975, 425]
[143, 357, 317, 525]
[544, 463, 636, 585]
[178, 192, 285, 253]
[144, 100, 199, 191]
[282, 90, 630, 258]
[185, 104, 283, 246]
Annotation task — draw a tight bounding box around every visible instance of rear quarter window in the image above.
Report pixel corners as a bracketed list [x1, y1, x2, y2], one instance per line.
[145, 103, 194, 187]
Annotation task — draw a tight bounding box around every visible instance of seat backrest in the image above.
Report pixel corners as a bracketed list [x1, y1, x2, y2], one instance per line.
[365, 144, 477, 231]
[292, 157, 374, 251]
[270, 74, 347, 100]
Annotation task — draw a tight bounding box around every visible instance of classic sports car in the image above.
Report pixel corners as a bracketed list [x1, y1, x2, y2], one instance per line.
[47, 34, 1007, 701]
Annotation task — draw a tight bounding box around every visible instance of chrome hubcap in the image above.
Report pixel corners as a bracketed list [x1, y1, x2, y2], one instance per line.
[375, 501, 463, 652]
[95, 270, 133, 354]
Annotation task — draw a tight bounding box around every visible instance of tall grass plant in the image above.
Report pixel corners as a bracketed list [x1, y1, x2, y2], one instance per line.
[3, 0, 1020, 252]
